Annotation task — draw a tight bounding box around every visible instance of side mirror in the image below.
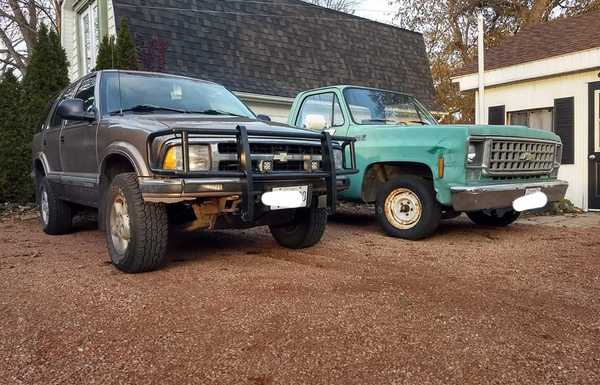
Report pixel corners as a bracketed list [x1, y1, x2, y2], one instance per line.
[57, 98, 95, 122]
[256, 114, 271, 122]
[304, 114, 327, 131]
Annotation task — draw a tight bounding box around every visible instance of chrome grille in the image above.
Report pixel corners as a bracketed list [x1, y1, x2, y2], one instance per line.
[487, 139, 556, 175]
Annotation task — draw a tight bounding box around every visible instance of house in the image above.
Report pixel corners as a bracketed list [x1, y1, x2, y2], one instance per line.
[59, 0, 436, 123]
[452, 12, 600, 211]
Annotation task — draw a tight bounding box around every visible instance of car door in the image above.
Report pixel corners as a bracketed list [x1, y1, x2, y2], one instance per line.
[59, 75, 99, 206]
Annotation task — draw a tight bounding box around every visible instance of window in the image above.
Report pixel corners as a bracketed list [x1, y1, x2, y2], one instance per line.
[295, 93, 345, 129]
[49, 82, 79, 129]
[508, 108, 553, 132]
[75, 76, 96, 112]
[343, 88, 437, 126]
[79, 2, 99, 73]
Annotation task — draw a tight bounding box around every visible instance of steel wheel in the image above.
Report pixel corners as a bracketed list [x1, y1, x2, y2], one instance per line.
[40, 186, 49, 226]
[109, 191, 131, 258]
[384, 187, 423, 230]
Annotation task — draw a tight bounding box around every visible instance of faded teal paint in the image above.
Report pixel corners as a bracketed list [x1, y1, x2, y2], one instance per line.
[288, 85, 562, 208]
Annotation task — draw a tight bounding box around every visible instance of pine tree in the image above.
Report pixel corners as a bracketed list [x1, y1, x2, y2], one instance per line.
[0, 71, 27, 203]
[115, 17, 139, 70]
[9, 24, 70, 203]
[95, 35, 116, 70]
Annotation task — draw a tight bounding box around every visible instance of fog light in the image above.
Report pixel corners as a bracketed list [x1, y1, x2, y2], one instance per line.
[258, 160, 273, 173]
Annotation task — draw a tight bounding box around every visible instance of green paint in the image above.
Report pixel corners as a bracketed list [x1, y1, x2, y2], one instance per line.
[288, 85, 562, 208]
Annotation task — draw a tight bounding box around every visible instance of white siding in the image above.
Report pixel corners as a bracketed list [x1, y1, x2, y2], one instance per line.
[475, 70, 599, 209]
[61, 0, 117, 82]
[61, 0, 80, 81]
[107, 0, 117, 35]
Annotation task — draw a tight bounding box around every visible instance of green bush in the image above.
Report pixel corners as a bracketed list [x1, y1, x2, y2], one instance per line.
[115, 17, 139, 70]
[0, 71, 28, 203]
[0, 25, 69, 204]
[95, 35, 117, 70]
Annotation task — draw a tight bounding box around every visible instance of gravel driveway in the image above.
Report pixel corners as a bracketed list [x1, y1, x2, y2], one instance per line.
[1, 209, 599, 385]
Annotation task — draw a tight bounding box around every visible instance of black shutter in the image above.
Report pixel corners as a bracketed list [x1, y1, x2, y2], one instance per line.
[554, 97, 575, 165]
[488, 105, 505, 125]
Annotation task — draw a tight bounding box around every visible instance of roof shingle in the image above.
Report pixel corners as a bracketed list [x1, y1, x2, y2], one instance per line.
[456, 11, 600, 76]
[112, 0, 438, 110]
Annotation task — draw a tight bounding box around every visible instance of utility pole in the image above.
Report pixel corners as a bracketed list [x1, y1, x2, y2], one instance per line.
[477, 10, 485, 124]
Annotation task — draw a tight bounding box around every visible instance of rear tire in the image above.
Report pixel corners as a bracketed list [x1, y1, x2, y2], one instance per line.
[105, 173, 169, 273]
[467, 209, 520, 227]
[375, 176, 441, 240]
[269, 202, 327, 249]
[38, 177, 72, 235]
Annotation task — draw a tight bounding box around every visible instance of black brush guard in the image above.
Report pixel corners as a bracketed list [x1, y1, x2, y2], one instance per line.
[147, 125, 357, 222]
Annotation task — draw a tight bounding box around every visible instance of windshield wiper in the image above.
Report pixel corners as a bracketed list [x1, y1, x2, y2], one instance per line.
[110, 104, 187, 115]
[407, 120, 430, 125]
[189, 109, 245, 117]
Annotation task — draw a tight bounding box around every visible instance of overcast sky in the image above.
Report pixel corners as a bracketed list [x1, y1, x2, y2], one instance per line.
[354, 0, 396, 24]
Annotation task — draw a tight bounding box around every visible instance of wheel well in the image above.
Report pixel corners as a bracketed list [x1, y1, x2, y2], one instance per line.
[361, 162, 433, 203]
[34, 159, 46, 179]
[101, 154, 137, 182]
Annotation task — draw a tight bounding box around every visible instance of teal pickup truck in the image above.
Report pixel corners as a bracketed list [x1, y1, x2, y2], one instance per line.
[288, 86, 568, 240]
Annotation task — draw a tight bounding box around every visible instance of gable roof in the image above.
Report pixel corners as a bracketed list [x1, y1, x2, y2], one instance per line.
[456, 11, 600, 76]
[112, 0, 438, 110]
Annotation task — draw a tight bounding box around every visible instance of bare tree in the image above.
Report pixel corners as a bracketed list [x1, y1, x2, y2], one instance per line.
[0, 0, 60, 74]
[303, 0, 360, 14]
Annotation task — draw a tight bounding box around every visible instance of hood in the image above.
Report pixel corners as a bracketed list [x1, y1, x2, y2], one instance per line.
[436, 124, 561, 142]
[131, 114, 315, 137]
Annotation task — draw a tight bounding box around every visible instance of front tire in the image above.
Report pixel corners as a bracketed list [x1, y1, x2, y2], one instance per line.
[105, 173, 169, 273]
[38, 177, 72, 235]
[375, 176, 441, 240]
[269, 202, 327, 249]
[467, 209, 520, 227]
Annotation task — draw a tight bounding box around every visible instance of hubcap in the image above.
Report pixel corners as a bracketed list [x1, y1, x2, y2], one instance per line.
[384, 188, 422, 230]
[110, 192, 131, 256]
[40, 187, 49, 225]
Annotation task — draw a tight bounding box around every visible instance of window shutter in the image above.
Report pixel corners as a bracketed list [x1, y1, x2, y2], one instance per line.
[488, 105, 505, 125]
[554, 97, 575, 165]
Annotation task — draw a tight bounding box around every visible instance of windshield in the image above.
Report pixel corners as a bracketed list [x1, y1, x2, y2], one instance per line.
[343, 88, 437, 126]
[101, 72, 255, 118]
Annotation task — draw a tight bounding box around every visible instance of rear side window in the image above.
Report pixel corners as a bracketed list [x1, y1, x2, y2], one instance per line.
[295, 92, 345, 130]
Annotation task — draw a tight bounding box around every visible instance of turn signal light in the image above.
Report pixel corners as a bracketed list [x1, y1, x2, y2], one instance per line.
[438, 157, 445, 178]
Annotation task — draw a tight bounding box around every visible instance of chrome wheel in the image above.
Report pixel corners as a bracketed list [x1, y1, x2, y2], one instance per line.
[110, 192, 131, 257]
[40, 187, 49, 225]
[384, 188, 422, 230]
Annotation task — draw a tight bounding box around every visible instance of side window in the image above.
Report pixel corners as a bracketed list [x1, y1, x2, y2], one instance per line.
[74, 76, 96, 112]
[295, 93, 345, 130]
[49, 83, 79, 130]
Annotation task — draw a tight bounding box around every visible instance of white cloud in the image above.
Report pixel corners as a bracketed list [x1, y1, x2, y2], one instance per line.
[354, 0, 396, 24]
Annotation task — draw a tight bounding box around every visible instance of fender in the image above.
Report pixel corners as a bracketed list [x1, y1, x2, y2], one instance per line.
[100, 141, 150, 178]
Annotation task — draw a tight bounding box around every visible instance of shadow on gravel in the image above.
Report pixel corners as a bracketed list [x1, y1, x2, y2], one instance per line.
[166, 228, 262, 264]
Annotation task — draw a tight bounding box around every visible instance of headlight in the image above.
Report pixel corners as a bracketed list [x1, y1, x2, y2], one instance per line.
[467, 144, 477, 163]
[467, 141, 483, 165]
[163, 145, 210, 171]
[555, 143, 563, 164]
[333, 149, 344, 170]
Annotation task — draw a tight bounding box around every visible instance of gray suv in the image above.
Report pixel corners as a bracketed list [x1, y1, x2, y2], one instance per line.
[32, 70, 357, 273]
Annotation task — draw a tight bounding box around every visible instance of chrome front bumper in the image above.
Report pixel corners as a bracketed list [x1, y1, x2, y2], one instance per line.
[450, 180, 568, 212]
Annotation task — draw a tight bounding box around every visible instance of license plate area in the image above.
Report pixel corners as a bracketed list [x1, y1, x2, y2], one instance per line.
[525, 187, 542, 195]
[264, 185, 309, 210]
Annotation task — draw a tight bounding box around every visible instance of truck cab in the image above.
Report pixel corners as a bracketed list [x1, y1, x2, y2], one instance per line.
[288, 85, 568, 239]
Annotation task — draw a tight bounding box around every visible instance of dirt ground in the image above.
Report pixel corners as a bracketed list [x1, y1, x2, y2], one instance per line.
[1, 208, 599, 385]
